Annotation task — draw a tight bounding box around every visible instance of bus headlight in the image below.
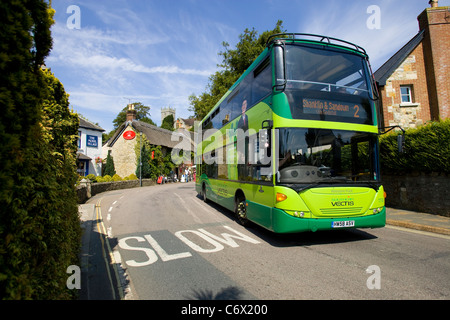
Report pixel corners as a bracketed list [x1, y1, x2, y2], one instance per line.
[372, 207, 383, 213]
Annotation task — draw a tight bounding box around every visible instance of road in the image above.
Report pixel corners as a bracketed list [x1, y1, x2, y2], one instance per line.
[86, 182, 450, 300]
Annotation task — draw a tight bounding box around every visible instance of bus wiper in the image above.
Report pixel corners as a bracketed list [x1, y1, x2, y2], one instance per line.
[280, 180, 341, 192]
[281, 179, 380, 193]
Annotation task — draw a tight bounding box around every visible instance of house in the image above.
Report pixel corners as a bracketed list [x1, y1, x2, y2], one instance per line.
[375, 0, 449, 129]
[175, 117, 196, 130]
[77, 117, 105, 176]
[102, 104, 195, 178]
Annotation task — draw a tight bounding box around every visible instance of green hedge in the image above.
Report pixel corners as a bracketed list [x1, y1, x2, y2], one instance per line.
[0, 1, 81, 299]
[380, 119, 450, 174]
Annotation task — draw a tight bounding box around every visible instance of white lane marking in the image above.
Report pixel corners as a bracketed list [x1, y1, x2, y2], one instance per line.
[174, 193, 202, 224]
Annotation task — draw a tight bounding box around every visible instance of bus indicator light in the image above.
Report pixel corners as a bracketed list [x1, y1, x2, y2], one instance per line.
[276, 193, 287, 202]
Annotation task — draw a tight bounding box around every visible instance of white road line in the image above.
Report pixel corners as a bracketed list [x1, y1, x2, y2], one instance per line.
[109, 206, 113, 212]
[174, 193, 202, 224]
[193, 196, 228, 223]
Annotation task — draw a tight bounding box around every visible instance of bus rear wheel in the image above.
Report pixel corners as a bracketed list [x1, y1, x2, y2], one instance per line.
[235, 196, 249, 226]
[202, 183, 208, 203]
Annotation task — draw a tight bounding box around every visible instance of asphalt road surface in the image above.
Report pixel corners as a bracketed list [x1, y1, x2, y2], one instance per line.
[86, 182, 450, 301]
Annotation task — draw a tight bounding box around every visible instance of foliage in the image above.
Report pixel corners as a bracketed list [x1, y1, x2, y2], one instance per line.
[112, 174, 122, 182]
[161, 114, 174, 131]
[103, 150, 116, 176]
[135, 135, 175, 180]
[85, 174, 97, 182]
[379, 119, 450, 174]
[189, 21, 285, 120]
[123, 173, 138, 181]
[0, 0, 82, 299]
[135, 136, 152, 179]
[98, 175, 113, 183]
[112, 102, 156, 129]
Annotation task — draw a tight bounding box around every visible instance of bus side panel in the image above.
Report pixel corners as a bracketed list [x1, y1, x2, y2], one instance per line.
[245, 184, 274, 229]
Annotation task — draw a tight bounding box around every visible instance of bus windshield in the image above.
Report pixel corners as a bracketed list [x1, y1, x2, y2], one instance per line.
[282, 44, 373, 125]
[278, 128, 378, 186]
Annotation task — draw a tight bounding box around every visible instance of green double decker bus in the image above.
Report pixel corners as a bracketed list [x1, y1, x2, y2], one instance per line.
[195, 33, 386, 233]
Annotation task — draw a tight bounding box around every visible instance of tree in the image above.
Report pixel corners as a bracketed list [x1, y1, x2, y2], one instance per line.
[112, 102, 156, 129]
[103, 150, 116, 176]
[161, 114, 174, 131]
[189, 21, 285, 120]
[136, 142, 152, 179]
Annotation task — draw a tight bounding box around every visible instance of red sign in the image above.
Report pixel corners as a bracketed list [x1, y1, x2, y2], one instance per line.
[123, 130, 136, 140]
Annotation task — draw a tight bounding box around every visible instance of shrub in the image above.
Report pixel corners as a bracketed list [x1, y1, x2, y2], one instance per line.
[112, 174, 122, 182]
[124, 174, 138, 180]
[380, 119, 450, 174]
[0, 1, 81, 299]
[85, 174, 97, 182]
[102, 175, 113, 182]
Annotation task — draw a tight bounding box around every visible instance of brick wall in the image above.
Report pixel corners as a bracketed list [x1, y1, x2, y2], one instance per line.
[418, 6, 450, 120]
[379, 6, 449, 129]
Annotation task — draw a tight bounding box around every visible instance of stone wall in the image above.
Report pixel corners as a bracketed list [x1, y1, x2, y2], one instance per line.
[380, 43, 432, 130]
[382, 173, 450, 217]
[76, 179, 156, 203]
[111, 125, 138, 178]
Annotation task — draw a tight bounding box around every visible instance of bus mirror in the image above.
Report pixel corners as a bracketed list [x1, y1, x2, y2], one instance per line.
[397, 134, 405, 153]
[262, 120, 273, 129]
[274, 44, 285, 91]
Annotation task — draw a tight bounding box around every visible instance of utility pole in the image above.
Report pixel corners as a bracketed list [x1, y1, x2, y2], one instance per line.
[139, 131, 142, 187]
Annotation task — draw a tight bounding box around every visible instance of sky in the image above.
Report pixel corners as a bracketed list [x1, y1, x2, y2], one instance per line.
[46, 0, 450, 133]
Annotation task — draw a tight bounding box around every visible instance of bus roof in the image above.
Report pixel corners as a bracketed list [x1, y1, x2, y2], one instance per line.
[266, 33, 367, 56]
[197, 33, 369, 126]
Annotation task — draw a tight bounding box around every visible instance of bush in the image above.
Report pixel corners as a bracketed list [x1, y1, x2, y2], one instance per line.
[85, 174, 97, 182]
[380, 119, 450, 174]
[112, 174, 122, 182]
[0, 3, 81, 299]
[124, 174, 138, 180]
[102, 175, 113, 182]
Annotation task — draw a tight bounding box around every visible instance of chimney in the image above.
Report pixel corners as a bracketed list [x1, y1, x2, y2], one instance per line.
[126, 104, 137, 122]
[418, 0, 450, 120]
[429, 0, 438, 7]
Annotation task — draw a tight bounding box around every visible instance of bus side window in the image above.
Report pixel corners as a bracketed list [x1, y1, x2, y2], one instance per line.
[252, 58, 271, 104]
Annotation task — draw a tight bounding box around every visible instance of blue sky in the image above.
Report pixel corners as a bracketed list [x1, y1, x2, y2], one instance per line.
[46, 0, 449, 133]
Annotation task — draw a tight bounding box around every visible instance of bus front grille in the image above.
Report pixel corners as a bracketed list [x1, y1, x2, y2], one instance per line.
[319, 207, 363, 215]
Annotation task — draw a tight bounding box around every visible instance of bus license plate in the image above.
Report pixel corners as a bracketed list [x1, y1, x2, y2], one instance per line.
[332, 220, 355, 228]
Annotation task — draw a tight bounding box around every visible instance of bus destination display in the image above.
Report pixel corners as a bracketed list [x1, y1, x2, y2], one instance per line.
[303, 98, 364, 119]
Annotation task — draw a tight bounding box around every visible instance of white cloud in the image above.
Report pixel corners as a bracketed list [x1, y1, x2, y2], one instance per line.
[297, 0, 427, 70]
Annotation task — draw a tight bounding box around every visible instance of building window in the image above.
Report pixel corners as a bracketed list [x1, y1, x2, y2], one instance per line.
[78, 131, 82, 148]
[400, 85, 413, 103]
